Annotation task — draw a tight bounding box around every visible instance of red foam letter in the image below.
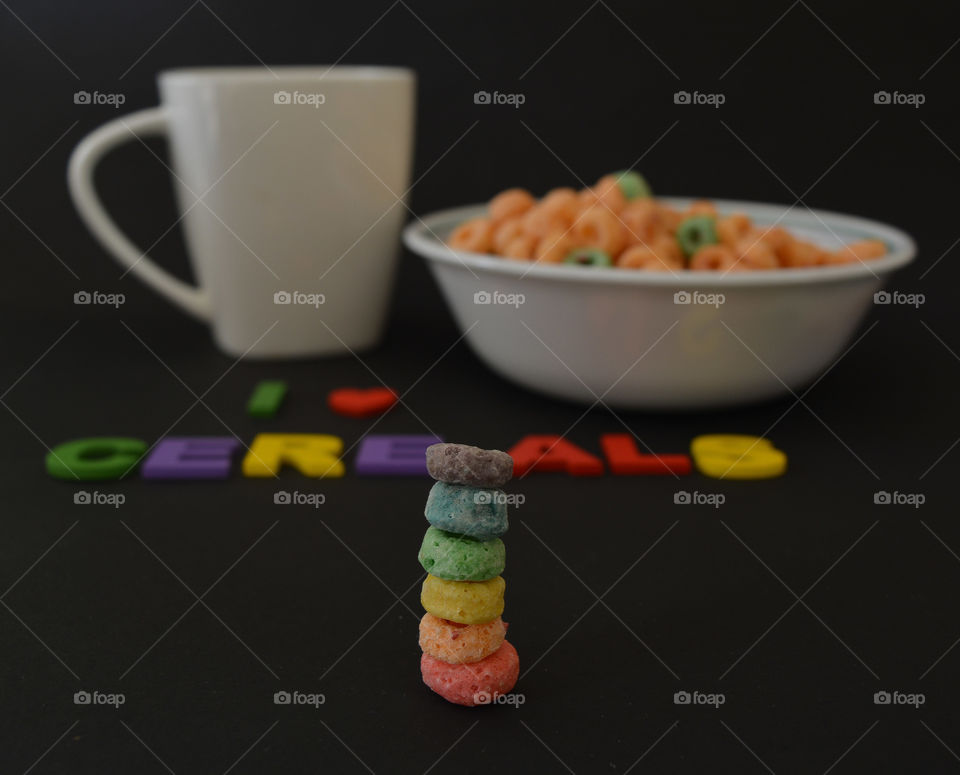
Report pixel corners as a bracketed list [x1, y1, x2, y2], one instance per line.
[600, 433, 691, 475]
[508, 435, 604, 476]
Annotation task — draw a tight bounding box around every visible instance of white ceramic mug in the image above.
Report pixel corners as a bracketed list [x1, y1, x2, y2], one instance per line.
[69, 66, 415, 358]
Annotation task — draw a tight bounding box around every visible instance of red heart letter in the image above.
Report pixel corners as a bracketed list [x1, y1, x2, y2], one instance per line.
[328, 387, 398, 418]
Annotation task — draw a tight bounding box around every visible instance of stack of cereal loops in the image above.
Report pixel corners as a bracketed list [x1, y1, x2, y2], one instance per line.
[418, 443, 519, 706]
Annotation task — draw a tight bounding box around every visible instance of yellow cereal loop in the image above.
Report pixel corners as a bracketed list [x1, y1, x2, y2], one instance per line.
[421, 574, 505, 625]
[242, 433, 345, 478]
[691, 434, 787, 480]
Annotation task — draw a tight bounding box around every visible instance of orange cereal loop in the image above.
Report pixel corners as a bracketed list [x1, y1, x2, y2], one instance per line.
[574, 207, 626, 255]
[523, 205, 570, 238]
[488, 188, 536, 223]
[419, 614, 507, 664]
[685, 200, 718, 218]
[535, 230, 575, 263]
[656, 203, 685, 233]
[491, 217, 525, 254]
[617, 244, 681, 271]
[502, 234, 537, 260]
[778, 239, 824, 268]
[448, 218, 494, 253]
[828, 239, 887, 263]
[689, 244, 738, 271]
[576, 186, 610, 214]
[540, 188, 580, 221]
[734, 236, 778, 270]
[652, 235, 683, 265]
[717, 214, 752, 246]
[619, 199, 663, 244]
[750, 225, 792, 253]
[592, 175, 628, 212]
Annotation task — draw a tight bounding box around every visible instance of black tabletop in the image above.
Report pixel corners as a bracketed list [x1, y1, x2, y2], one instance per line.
[2, 0, 959, 772]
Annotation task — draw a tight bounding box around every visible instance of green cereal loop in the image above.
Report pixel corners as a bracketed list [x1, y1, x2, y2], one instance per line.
[563, 248, 613, 267]
[46, 437, 148, 480]
[676, 215, 719, 258]
[418, 526, 506, 581]
[614, 170, 652, 200]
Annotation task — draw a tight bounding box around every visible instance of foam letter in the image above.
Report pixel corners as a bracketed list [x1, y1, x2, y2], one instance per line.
[691, 434, 787, 479]
[508, 435, 603, 476]
[600, 434, 691, 475]
[141, 437, 241, 479]
[46, 437, 147, 481]
[354, 434, 441, 475]
[242, 434, 344, 478]
[246, 380, 287, 418]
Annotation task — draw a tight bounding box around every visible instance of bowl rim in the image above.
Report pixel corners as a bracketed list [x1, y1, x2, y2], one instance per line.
[159, 65, 415, 84]
[403, 197, 917, 287]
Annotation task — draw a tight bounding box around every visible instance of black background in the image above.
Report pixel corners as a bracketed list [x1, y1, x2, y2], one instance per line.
[2, 0, 960, 772]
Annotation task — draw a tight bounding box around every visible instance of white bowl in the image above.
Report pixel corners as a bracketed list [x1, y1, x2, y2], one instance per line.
[403, 198, 916, 409]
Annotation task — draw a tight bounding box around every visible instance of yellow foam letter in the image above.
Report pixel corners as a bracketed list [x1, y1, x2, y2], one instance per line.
[691, 434, 787, 480]
[242, 434, 345, 478]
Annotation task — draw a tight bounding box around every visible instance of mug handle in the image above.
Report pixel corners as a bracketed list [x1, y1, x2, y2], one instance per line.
[67, 107, 211, 321]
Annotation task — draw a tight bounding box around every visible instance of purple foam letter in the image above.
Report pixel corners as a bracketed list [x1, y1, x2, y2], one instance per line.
[354, 435, 442, 476]
[141, 437, 241, 480]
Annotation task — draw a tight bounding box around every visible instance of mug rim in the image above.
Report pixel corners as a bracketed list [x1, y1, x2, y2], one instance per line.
[159, 65, 415, 84]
